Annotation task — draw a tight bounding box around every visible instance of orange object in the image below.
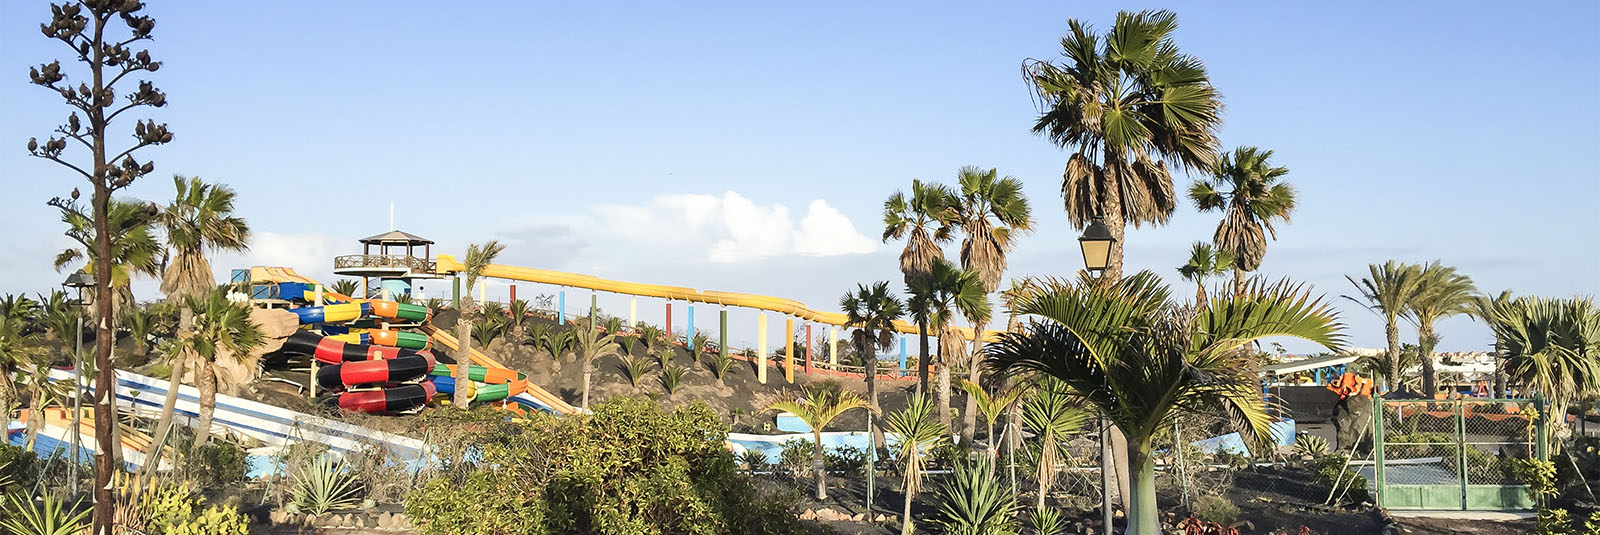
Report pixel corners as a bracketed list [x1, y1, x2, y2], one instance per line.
[1325, 372, 1373, 399]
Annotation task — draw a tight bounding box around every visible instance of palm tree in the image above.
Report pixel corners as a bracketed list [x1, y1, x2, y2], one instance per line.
[984, 272, 1344, 535]
[766, 384, 867, 500]
[906, 258, 990, 436]
[1025, 9, 1223, 281]
[957, 379, 1027, 455]
[1490, 296, 1600, 444]
[1471, 290, 1516, 397]
[506, 299, 532, 340]
[1189, 146, 1296, 295]
[1176, 242, 1235, 307]
[840, 281, 905, 451]
[573, 323, 621, 409]
[54, 197, 163, 316]
[0, 295, 47, 436]
[1406, 262, 1478, 396]
[180, 288, 264, 450]
[329, 279, 360, 298]
[951, 165, 1033, 440]
[1345, 261, 1425, 392]
[883, 179, 956, 392]
[886, 393, 947, 535]
[1022, 382, 1091, 513]
[454, 241, 505, 408]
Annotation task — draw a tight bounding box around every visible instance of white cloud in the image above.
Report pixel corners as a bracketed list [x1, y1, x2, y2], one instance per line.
[209, 231, 347, 283]
[505, 191, 877, 265]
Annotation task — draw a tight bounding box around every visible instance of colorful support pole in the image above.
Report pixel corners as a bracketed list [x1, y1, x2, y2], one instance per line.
[451, 276, 460, 309]
[899, 336, 907, 371]
[590, 292, 597, 326]
[757, 313, 768, 384]
[558, 290, 566, 325]
[687, 305, 696, 350]
[630, 298, 637, 328]
[719, 309, 728, 363]
[666, 301, 673, 337]
[509, 284, 516, 304]
[785, 318, 795, 383]
[804, 323, 812, 374]
[828, 328, 838, 366]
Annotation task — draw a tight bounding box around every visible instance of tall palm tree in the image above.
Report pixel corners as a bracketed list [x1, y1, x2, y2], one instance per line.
[766, 384, 867, 500]
[1176, 242, 1235, 307]
[1406, 262, 1478, 396]
[54, 197, 163, 316]
[985, 272, 1344, 535]
[574, 322, 621, 409]
[1490, 296, 1600, 444]
[1025, 9, 1223, 281]
[883, 179, 956, 392]
[180, 288, 264, 450]
[0, 295, 47, 436]
[839, 281, 905, 451]
[1189, 146, 1296, 294]
[454, 241, 505, 408]
[1022, 382, 1091, 514]
[886, 393, 947, 535]
[1471, 290, 1516, 397]
[907, 258, 990, 436]
[951, 165, 1033, 439]
[1345, 261, 1425, 392]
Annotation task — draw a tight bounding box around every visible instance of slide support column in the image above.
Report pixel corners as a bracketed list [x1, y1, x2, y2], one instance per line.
[558, 290, 566, 325]
[687, 305, 696, 350]
[719, 309, 728, 363]
[757, 313, 768, 384]
[630, 298, 637, 328]
[899, 337, 907, 372]
[509, 284, 516, 304]
[785, 318, 795, 383]
[666, 302, 673, 338]
[804, 323, 812, 374]
[828, 328, 838, 367]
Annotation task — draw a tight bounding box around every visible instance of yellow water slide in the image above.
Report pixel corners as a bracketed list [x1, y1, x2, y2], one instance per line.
[434, 256, 1002, 341]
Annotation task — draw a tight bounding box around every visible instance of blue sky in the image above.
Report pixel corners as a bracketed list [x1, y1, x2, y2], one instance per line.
[1, 1, 1596, 354]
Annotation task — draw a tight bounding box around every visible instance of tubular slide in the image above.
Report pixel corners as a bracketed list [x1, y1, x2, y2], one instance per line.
[420, 324, 581, 415]
[12, 407, 167, 471]
[428, 364, 527, 403]
[434, 256, 1002, 341]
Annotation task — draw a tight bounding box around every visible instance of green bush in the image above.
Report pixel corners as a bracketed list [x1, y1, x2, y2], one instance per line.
[928, 459, 1018, 535]
[404, 397, 804, 535]
[166, 505, 250, 535]
[1291, 434, 1328, 458]
[779, 439, 813, 477]
[825, 445, 865, 475]
[0, 445, 41, 493]
[143, 481, 202, 534]
[180, 440, 248, 492]
[1505, 458, 1557, 501]
[1313, 454, 1369, 504]
[1191, 493, 1238, 526]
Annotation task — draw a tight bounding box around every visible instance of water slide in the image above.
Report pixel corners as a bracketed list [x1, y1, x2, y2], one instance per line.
[11, 407, 168, 471]
[420, 324, 581, 415]
[433, 256, 1002, 341]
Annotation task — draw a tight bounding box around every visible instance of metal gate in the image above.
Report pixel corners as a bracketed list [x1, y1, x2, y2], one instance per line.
[1373, 397, 1546, 510]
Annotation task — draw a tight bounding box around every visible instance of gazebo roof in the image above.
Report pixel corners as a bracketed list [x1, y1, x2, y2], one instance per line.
[359, 230, 434, 246]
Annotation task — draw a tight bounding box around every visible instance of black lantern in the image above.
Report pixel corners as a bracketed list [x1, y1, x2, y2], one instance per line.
[1077, 218, 1115, 274]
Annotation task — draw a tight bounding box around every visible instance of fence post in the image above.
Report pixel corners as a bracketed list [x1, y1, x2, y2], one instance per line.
[1456, 400, 1467, 510]
[1373, 395, 1385, 507]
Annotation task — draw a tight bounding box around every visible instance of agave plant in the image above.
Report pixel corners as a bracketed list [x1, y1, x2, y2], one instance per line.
[616, 354, 656, 389]
[660, 364, 686, 395]
[1292, 434, 1329, 458]
[1028, 508, 1066, 535]
[929, 458, 1019, 535]
[738, 449, 769, 473]
[470, 320, 503, 348]
[289, 456, 361, 516]
[0, 493, 89, 535]
[689, 332, 710, 364]
[540, 329, 574, 360]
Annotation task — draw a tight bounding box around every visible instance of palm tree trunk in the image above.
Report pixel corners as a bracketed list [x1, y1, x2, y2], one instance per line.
[864, 342, 886, 452]
[963, 333, 984, 443]
[1126, 440, 1159, 535]
[191, 361, 217, 451]
[1195, 282, 1206, 309]
[901, 459, 916, 535]
[581, 359, 592, 409]
[1385, 320, 1402, 392]
[453, 300, 473, 408]
[1419, 325, 1438, 396]
[1111, 426, 1131, 513]
[1491, 340, 1506, 398]
[1006, 403, 1019, 492]
[1036, 430, 1051, 513]
[0, 378, 13, 447]
[917, 320, 930, 394]
[937, 343, 952, 438]
[1101, 153, 1127, 283]
[140, 352, 187, 474]
[813, 430, 827, 500]
[1232, 266, 1246, 297]
[24, 385, 44, 450]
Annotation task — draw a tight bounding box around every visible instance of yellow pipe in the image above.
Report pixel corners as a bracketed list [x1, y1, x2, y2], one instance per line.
[784, 317, 795, 384]
[438, 256, 1002, 341]
[757, 313, 768, 384]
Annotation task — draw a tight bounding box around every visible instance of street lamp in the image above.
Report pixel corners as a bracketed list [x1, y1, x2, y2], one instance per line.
[61, 271, 94, 498]
[1077, 217, 1115, 274]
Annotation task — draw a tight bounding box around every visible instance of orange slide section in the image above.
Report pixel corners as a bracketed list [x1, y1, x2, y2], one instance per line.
[419, 324, 581, 415]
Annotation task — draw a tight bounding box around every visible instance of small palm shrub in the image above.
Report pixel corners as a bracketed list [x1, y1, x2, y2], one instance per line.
[739, 449, 770, 473]
[654, 346, 676, 369]
[689, 332, 710, 363]
[0, 493, 89, 535]
[423, 297, 447, 315]
[1191, 493, 1239, 526]
[708, 351, 735, 387]
[616, 355, 656, 389]
[480, 301, 505, 321]
[602, 316, 623, 335]
[1292, 434, 1329, 458]
[471, 320, 503, 348]
[660, 364, 686, 394]
[289, 456, 362, 516]
[928, 459, 1018, 535]
[1028, 508, 1066, 535]
[540, 329, 574, 360]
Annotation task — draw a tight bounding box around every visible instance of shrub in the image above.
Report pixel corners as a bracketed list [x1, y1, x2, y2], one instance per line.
[167, 505, 250, 535]
[928, 459, 1018, 535]
[0, 444, 41, 493]
[708, 351, 735, 386]
[1505, 457, 1557, 501]
[825, 445, 866, 476]
[661, 364, 686, 394]
[739, 449, 770, 472]
[1313, 454, 1368, 504]
[780, 439, 814, 478]
[1028, 508, 1066, 535]
[0, 492, 89, 535]
[180, 440, 248, 492]
[289, 456, 361, 516]
[404, 397, 804, 535]
[930, 439, 974, 469]
[1292, 434, 1328, 458]
[1191, 493, 1239, 526]
[616, 354, 656, 388]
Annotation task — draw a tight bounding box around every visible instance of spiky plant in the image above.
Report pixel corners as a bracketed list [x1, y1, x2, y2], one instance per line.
[690, 332, 710, 364]
[0, 492, 89, 535]
[766, 383, 867, 500]
[289, 456, 361, 516]
[1028, 508, 1067, 535]
[739, 449, 769, 473]
[506, 299, 531, 339]
[1021, 382, 1090, 513]
[541, 329, 574, 361]
[708, 350, 736, 388]
[602, 315, 623, 336]
[660, 364, 686, 395]
[470, 320, 503, 349]
[928, 458, 1020, 535]
[653, 345, 676, 369]
[616, 355, 656, 389]
[887, 393, 947, 535]
[638, 323, 664, 350]
[1292, 434, 1329, 458]
[329, 279, 359, 297]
